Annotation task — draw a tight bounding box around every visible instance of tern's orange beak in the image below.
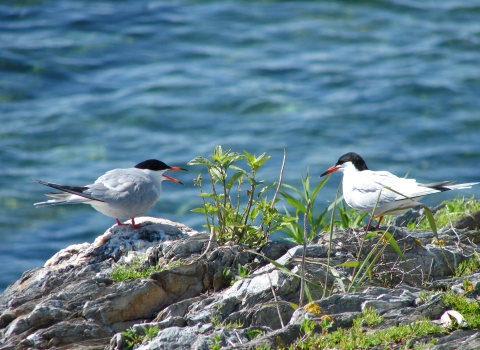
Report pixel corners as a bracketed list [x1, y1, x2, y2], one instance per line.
[162, 166, 187, 185]
[320, 165, 340, 177]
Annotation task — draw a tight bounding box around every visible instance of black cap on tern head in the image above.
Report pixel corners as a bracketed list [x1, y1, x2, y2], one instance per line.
[135, 159, 171, 171]
[336, 152, 369, 171]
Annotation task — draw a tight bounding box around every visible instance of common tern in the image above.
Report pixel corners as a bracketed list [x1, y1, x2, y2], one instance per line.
[33, 159, 187, 228]
[321, 152, 479, 227]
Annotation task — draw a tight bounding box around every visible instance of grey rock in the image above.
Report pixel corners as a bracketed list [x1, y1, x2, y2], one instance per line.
[135, 325, 213, 350]
[0, 218, 199, 350]
[433, 330, 480, 350]
[453, 211, 480, 230]
[260, 241, 297, 261]
[251, 304, 294, 330]
[3, 217, 480, 350]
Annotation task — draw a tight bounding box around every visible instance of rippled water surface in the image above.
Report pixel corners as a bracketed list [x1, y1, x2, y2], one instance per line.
[1, 0, 480, 292]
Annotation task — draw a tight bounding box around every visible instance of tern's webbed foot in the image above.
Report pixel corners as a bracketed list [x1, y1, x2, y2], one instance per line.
[129, 218, 143, 229]
[115, 218, 128, 226]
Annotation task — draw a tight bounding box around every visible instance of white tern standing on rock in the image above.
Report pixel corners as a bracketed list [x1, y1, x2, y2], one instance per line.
[321, 152, 479, 227]
[33, 159, 187, 228]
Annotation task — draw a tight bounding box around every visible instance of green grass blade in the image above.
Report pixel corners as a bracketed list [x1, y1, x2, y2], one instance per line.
[262, 301, 299, 310]
[419, 204, 438, 238]
[312, 175, 329, 200]
[383, 231, 406, 261]
[281, 183, 305, 198]
[280, 190, 307, 212]
[339, 261, 360, 268]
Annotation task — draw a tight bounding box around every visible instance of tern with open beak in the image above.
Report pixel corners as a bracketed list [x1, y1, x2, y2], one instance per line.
[33, 159, 187, 228]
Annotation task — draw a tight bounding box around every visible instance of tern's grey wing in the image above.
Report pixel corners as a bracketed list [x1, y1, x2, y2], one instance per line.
[86, 169, 159, 206]
[351, 171, 400, 208]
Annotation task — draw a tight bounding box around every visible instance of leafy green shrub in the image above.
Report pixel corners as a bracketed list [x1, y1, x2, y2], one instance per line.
[189, 146, 294, 246]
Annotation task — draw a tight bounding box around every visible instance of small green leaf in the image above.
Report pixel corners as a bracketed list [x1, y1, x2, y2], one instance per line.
[280, 190, 306, 212]
[420, 204, 438, 238]
[213, 145, 224, 157]
[209, 167, 224, 183]
[365, 231, 379, 240]
[246, 177, 264, 186]
[258, 183, 276, 198]
[226, 172, 244, 191]
[253, 155, 270, 170]
[199, 193, 218, 198]
[383, 231, 406, 261]
[243, 150, 255, 165]
[281, 183, 304, 198]
[303, 281, 313, 303]
[188, 156, 214, 167]
[262, 301, 299, 310]
[312, 175, 329, 201]
[338, 261, 360, 268]
[230, 165, 248, 176]
[249, 206, 260, 220]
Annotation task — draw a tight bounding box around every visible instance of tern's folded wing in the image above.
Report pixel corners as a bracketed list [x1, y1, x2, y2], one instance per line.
[87, 170, 158, 205]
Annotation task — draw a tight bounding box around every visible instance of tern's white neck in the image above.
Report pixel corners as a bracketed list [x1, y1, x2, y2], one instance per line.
[339, 162, 363, 204]
[337, 161, 360, 175]
[142, 169, 168, 184]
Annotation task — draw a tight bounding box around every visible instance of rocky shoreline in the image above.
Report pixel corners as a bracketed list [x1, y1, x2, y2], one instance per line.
[1, 213, 480, 349]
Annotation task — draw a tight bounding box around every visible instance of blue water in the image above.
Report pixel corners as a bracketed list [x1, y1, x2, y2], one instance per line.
[1, 0, 480, 292]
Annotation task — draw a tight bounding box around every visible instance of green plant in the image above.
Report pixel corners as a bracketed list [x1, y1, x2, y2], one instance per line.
[333, 200, 369, 230]
[443, 290, 480, 329]
[285, 314, 445, 349]
[121, 325, 160, 349]
[221, 268, 231, 278]
[255, 344, 272, 350]
[417, 290, 435, 303]
[319, 315, 334, 334]
[455, 253, 480, 277]
[229, 264, 252, 285]
[209, 333, 222, 350]
[122, 327, 142, 349]
[111, 256, 183, 282]
[361, 307, 383, 326]
[339, 229, 406, 293]
[246, 328, 264, 340]
[238, 264, 250, 278]
[300, 317, 316, 335]
[280, 170, 330, 244]
[189, 146, 293, 246]
[463, 278, 474, 293]
[141, 325, 160, 344]
[224, 319, 244, 329]
[210, 314, 222, 328]
[416, 195, 480, 230]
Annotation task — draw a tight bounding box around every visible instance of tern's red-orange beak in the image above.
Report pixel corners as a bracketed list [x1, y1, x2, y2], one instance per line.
[320, 165, 340, 177]
[162, 166, 187, 185]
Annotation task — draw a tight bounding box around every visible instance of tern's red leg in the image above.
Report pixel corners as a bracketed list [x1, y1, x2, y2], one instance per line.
[362, 215, 375, 231]
[116, 218, 127, 226]
[129, 218, 142, 229]
[375, 216, 384, 228]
